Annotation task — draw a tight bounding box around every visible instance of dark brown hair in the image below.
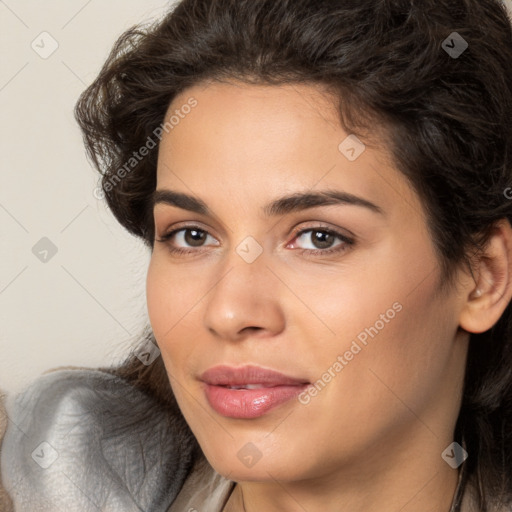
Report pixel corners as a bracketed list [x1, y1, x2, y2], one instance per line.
[75, 0, 512, 509]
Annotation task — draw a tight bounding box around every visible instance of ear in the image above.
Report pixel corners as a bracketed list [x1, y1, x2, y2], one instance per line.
[459, 218, 512, 334]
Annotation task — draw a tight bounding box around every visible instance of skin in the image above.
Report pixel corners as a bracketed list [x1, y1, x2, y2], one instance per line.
[146, 80, 512, 512]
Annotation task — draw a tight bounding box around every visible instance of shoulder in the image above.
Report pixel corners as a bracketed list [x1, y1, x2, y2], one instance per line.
[1, 368, 194, 511]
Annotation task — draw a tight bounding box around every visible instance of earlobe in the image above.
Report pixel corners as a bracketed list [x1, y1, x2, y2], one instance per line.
[459, 218, 512, 334]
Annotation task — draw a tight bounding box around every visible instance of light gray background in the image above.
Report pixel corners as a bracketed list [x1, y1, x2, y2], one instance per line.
[1, 0, 178, 397]
[1, 0, 512, 398]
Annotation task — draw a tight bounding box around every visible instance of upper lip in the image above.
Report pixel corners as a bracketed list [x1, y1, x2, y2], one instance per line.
[200, 365, 310, 387]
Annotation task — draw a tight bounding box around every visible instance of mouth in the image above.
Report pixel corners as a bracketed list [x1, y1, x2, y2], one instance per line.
[223, 384, 271, 389]
[200, 365, 310, 419]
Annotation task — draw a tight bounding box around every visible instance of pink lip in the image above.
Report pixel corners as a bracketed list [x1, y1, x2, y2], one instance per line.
[200, 365, 310, 419]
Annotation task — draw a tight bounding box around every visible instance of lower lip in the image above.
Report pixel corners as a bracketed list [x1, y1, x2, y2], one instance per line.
[204, 384, 308, 419]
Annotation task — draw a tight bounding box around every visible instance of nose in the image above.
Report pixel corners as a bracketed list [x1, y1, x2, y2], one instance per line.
[203, 254, 286, 342]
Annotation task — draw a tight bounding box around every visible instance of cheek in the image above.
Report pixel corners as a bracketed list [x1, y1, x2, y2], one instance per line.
[146, 255, 200, 339]
[289, 284, 454, 469]
[145, 255, 209, 381]
[146, 258, 169, 339]
[304, 243, 453, 411]
[333, 276, 454, 420]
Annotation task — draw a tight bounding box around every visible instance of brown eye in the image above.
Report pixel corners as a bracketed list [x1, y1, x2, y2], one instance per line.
[310, 230, 336, 249]
[293, 228, 349, 251]
[183, 229, 208, 247]
[156, 226, 219, 255]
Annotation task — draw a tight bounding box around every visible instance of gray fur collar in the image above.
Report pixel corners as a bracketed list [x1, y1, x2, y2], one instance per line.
[1, 369, 194, 511]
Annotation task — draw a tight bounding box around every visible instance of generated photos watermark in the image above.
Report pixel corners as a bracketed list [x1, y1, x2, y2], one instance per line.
[298, 301, 403, 405]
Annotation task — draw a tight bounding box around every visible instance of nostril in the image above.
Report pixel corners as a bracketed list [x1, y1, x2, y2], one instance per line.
[241, 326, 263, 334]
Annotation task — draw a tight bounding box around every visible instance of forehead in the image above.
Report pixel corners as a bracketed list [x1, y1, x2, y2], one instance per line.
[170, 80, 337, 120]
[155, 81, 422, 224]
[158, 81, 350, 178]
[158, 81, 342, 166]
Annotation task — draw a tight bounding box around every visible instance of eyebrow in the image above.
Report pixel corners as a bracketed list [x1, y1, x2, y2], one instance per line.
[151, 189, 384, 217]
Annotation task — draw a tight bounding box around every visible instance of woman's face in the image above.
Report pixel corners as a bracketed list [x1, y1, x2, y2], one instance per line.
[146, 81, 469, 482]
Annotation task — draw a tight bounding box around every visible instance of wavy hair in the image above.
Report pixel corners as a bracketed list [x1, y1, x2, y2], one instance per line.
[75, 0, 512, 509]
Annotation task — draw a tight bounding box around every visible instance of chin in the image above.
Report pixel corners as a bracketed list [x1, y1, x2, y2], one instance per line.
[210, 456, 301, 482]
[198, 437, 311, 482]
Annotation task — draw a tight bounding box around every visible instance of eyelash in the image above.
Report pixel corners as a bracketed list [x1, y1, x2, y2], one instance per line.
[156, 224, 354, 257]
